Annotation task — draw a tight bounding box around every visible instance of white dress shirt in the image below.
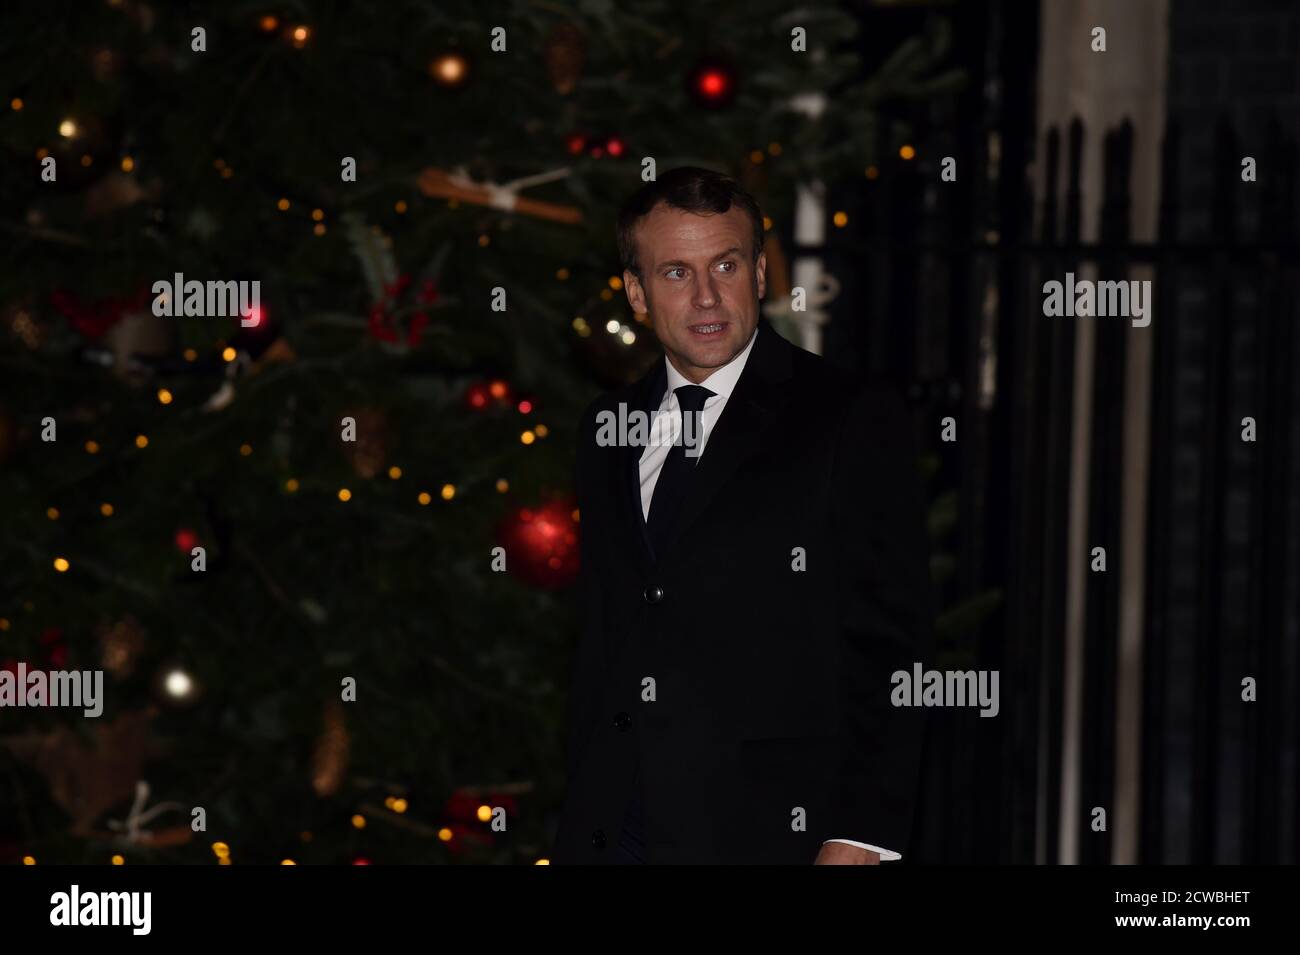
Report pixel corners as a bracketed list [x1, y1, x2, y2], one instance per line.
[637, 325, 901, 862]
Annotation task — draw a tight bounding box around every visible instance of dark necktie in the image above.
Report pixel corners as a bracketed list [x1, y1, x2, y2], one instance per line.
[645, 384, 714, 556]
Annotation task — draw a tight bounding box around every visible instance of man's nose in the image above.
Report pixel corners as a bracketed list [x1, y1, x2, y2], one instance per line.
[691, 275, 719, 308]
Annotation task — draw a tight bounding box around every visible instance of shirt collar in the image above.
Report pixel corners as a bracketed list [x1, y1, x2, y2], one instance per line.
[663, 323, 760, 402]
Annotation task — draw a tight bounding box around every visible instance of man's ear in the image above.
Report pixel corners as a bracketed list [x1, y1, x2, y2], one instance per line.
[624, 269, 648, 315]
[755, 251, 767, 301]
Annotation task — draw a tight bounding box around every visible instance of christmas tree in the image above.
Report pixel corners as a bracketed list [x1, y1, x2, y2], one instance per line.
[0, 0, 957, 863]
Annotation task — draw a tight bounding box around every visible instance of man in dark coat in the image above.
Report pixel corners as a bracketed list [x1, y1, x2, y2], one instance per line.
[553, 167, 934, 864]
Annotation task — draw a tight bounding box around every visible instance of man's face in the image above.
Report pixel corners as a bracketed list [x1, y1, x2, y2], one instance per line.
[623, 203, 766, 384]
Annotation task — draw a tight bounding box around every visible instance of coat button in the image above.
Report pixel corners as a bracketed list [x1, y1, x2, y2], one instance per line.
[613, 711, 631, 731]
[591, 829, 606, 849]
[643, 584, 664, 603]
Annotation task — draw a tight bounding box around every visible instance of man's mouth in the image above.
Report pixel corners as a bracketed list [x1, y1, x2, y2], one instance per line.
[689, 321, 728, 338]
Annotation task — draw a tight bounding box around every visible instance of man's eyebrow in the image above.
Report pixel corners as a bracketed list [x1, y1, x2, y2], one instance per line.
[654, 246, 744, 270]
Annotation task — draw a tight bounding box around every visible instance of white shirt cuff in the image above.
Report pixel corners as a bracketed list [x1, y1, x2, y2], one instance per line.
[822, 838, 902, 861]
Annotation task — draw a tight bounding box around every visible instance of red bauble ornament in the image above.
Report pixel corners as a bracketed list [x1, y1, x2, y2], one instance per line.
[495, 498, 580, 589]
[564, 132, 587, 156]
[687, 57, 737, 109]
[174, 528, 199, 553]
[605, 136, 626, 158]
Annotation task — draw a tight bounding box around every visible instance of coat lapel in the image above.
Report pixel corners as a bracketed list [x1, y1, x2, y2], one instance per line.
[616, 360, 666, 571]
[659, 321, 793, 558]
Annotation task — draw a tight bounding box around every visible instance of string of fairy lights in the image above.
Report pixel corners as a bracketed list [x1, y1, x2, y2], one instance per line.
[39, 369, 552, 556]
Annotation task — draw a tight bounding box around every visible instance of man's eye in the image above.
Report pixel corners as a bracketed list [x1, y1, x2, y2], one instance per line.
[717, 261, 736, 272]
[666, 268, 685, 279]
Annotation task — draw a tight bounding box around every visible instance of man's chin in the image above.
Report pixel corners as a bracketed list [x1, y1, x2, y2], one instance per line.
[675, 350, 733, 376]
[675, 329, 742, 366]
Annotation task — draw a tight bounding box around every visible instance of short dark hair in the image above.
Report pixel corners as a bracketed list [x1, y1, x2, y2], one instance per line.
[615, 166, 764, 282]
